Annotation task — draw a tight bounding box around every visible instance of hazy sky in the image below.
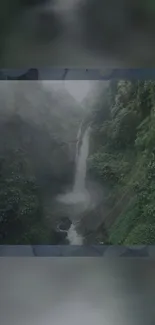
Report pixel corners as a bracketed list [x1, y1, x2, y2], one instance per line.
[65, 80, 93, 102]
[43, 80, 94, 103]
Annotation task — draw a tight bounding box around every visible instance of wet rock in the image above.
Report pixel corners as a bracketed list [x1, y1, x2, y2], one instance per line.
[82, 222, 109, 245]
[58, 217, 72, 231]
[77, 205, 110, 245]
[49, 228, 68, 245]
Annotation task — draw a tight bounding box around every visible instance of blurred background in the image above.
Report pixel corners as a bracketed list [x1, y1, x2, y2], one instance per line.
[1, 0, 155, 67]
[0, 258, 155, 325]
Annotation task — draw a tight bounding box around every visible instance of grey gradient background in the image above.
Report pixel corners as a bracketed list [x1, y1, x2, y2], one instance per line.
[0, 258, 155, 325]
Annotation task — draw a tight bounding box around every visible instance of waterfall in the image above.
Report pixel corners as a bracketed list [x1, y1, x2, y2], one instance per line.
[75, 121, 83, 163]
[57, 125, 90, 245]
[58, 125, 90, 204]
[73, 127, 90, 193]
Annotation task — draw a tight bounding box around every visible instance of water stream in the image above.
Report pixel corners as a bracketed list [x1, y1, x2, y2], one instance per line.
[57, 125, 90, 244]
[73, 127, 90, 194]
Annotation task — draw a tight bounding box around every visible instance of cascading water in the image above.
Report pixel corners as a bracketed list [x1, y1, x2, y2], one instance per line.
[58, 125, 90, 205]
[57, 125, 91, 245]
[75, 121, 82, 165]
[73, 127, 90, 194]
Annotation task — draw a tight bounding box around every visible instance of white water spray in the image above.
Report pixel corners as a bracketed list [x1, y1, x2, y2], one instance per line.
[67, 224, 83, 245]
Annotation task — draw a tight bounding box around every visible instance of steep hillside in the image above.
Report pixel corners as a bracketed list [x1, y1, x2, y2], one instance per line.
[89, 79, 155, 244]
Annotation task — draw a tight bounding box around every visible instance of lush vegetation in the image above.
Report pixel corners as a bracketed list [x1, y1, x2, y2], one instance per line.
[89, 80, 155, 245]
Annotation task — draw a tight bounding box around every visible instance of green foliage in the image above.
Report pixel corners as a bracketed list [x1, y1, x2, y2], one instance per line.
[135, 117, 155, 153]
[124, 224, 155, 245]
[89, 151, 130, 184]
[0, 148, 42, 244]
[90, 79, 155, 245]
[0, 141, 68, 245]
[111, 109, 140, 149]
[109, 200, 139, 244]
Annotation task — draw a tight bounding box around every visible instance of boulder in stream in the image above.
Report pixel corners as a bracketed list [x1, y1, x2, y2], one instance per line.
[58, 217, 72, 232]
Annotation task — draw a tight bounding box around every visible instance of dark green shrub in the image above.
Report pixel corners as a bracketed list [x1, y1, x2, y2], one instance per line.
[124, 223, 155, 245]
